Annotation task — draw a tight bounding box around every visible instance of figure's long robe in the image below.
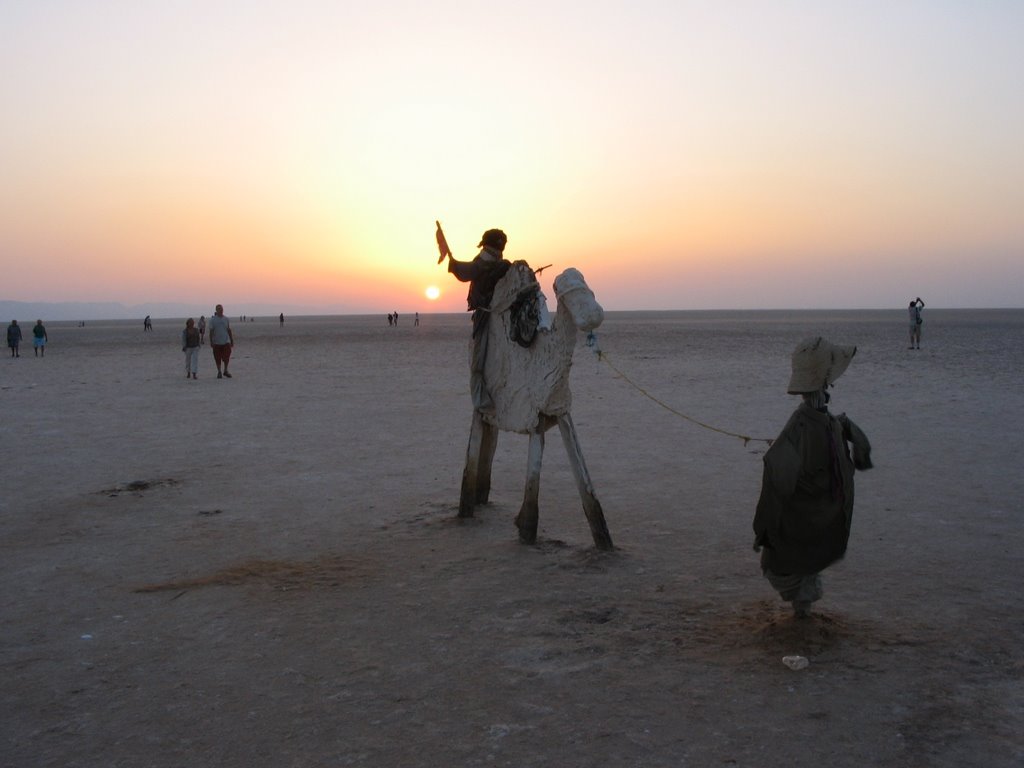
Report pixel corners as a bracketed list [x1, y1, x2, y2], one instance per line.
[753, 403, 872, 575]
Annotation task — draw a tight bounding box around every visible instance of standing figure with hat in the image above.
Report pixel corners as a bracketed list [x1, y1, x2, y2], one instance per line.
[753, 337, 873, 617]
[443, 228, 511, 412]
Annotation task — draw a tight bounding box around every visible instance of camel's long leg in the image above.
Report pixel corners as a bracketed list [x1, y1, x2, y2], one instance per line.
[557, 413, 614, 550]
[515, 430, 544, 544]
[458, 410, 486, 517]
[476, 419, 499, 504]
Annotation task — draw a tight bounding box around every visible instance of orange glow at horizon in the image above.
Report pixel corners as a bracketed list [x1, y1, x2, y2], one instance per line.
[1, 5, 1021, 310]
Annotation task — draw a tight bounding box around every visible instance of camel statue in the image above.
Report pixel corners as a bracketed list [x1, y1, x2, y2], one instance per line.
[458, 261, 613, 550]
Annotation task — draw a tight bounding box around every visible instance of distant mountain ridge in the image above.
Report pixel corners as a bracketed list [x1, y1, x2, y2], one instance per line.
[0, 300, 343, 321]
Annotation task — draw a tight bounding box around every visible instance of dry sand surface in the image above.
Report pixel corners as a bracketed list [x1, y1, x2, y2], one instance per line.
[2, 309, 1022, 767]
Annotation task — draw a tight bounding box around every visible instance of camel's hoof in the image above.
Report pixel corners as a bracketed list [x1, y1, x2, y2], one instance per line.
[516, 524, 538, 545]
[458, 491, 477, 517]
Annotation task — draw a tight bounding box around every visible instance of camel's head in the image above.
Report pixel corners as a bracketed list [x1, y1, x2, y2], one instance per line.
[553, 268, 603, 331]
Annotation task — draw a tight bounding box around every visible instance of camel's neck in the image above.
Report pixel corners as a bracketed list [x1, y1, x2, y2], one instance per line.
[554, 300, 579, 350]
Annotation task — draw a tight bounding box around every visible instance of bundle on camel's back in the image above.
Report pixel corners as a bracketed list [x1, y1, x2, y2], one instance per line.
[458, 260, 613, 550]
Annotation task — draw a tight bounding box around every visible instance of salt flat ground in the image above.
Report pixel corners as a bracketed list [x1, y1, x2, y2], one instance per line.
[1, 309, 1022, 767]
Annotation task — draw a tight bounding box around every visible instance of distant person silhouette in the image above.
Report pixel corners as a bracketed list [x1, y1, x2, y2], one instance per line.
[181, 318, 200, 379]
[908, 297, 925, 349]
[32, 320, 47, 357]
[279, 313, 284, 327]
[198, 315, 207, 345]
[144, 315, 153, 331]
[209, 304, 235, 378]
[7, 320, 22, 357]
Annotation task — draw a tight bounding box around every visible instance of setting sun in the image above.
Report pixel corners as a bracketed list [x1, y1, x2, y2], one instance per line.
[1, 5, 1021, 314]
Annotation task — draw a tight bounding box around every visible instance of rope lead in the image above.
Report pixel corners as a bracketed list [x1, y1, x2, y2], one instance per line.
[590, 338, 773, 447]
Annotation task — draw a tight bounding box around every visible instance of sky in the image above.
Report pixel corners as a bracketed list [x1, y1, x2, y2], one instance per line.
[2, 1, 1022, 314]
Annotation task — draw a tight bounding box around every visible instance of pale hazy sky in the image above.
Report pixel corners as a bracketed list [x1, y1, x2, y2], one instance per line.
[2, 1, 1022, 312]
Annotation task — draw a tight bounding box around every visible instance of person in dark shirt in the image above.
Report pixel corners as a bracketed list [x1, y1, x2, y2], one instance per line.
[444, 228, 511, 411]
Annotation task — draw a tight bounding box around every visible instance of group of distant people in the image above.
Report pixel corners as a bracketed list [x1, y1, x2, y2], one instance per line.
[177, 308, 290, 379]
[5, 320, 47, 357]
[387, 311, 420, 326]
[179, 304, 234, 379]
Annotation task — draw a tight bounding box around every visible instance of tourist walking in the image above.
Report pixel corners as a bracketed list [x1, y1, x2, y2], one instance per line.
[7, 320, 22, 357]
[32, 320, 47, 357]
[208, 304, 235, 378]
[181, 318, 201, 379]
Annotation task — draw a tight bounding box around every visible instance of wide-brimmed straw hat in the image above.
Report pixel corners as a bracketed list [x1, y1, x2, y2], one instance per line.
[787, 336, 857, 394]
